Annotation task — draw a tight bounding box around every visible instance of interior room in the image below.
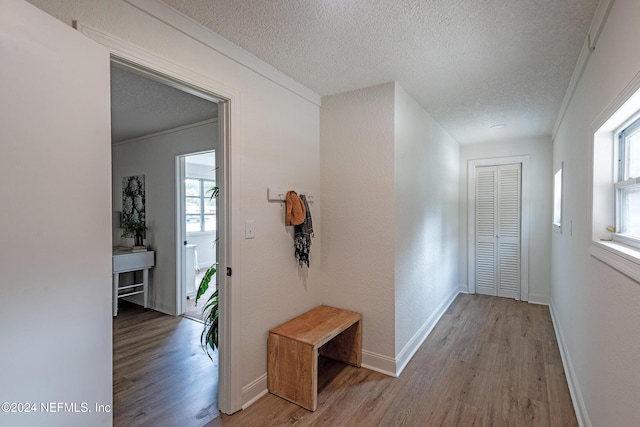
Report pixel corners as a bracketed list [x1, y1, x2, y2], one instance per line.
[110, 63, 218, 315]
[2, 1, 639, 426]
[109, 63, 220, 424]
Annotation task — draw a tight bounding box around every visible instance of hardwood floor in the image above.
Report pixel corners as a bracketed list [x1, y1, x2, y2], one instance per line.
[206, 294, 577, 427]
[113, 301, 219, 427]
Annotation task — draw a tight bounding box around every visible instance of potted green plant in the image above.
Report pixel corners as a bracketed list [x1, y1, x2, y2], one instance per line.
[121, 220, 147, 247]
[195, 185, 219, 358]
[195, 263, 218, 359]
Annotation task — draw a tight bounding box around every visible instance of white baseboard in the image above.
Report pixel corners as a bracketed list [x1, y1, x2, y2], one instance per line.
[461, 283, 549, 305]
[529, 294, 551, 305]
[240, 354, 398, 412]
[243, 350, 399, 413]
[549, 302, 590, 427]
[119, 291, 175, 315]
[121, 294, 144, 307]
[395, 288, 460, 376]
[150, 300, 175, 316]
[362, 350, 397, 377]
[528, 293, 551, 305]
[242, 373, 268, 410]
[120, 295, 173, 316]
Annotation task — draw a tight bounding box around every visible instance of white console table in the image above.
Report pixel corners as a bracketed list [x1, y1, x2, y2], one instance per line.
[112, 249, 155, 317]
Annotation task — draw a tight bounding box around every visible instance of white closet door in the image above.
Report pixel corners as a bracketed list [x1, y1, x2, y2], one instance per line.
[475, 167, 498, 295]
[475, 164, 521, 298]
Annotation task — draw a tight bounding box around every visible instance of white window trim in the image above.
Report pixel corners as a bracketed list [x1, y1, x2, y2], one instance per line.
[589, 70, 640, 285]
[589, 241, 640, 283]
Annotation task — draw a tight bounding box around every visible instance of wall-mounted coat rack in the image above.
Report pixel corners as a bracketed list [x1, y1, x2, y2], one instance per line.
[267, 187, 314, 203]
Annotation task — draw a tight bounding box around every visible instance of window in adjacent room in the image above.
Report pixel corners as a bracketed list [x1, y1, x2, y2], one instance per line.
[185, 178, 216, 233]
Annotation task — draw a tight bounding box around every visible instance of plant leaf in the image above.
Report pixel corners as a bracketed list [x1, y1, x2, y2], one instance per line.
[195, 264, 217, 304]
[200, 289, 220, 358]
[208, 186, 219, 200]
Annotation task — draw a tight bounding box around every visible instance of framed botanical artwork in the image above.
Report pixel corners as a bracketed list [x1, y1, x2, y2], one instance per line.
[122, 175, 146, 237]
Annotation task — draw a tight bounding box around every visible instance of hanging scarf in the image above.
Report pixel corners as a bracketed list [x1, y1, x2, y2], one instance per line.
[294, 194, 314, 267]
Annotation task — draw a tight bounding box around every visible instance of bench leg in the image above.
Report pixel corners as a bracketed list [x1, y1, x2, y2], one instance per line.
[268, 333, 318, 411]
[319, 320, 362, 367]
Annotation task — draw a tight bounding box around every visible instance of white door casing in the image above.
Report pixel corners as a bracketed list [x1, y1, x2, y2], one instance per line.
[177, 155, 187, 315]
[75, 23, 241, 414]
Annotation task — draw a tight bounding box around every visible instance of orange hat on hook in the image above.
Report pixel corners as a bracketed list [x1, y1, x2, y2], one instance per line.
[285, 190, 306, 226]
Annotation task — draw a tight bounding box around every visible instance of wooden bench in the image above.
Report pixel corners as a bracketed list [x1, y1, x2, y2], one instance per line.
[267, 305, 362, 411]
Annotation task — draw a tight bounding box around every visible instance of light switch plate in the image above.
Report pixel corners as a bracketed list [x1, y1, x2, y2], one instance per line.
[245, 220, 255, 239]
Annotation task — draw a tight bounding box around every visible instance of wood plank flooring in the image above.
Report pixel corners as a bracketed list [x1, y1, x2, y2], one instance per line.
[206, 294, 577, 427]
[113, 301, 219, 427]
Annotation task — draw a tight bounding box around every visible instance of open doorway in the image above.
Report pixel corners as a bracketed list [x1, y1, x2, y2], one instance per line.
[110, 61, 219, 313]
[110, 60, 226, 421]
[178, 151, 217, 321]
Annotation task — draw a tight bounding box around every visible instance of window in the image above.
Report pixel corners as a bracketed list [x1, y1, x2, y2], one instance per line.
[590, 81, 640, 284]
[615, 117, 640, 244]
[553, 162, 563, 232]
[185, 178, 216, 233]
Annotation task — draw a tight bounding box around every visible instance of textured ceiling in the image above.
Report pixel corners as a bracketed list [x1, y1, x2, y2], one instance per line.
[110, 65, 217, 143]
[162, 0, 598, 144]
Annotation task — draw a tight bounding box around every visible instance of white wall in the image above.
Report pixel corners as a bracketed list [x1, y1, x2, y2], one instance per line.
[0, 1, 112, 425]
[321, 82, 461, 375]
[25, 0, 322, 409]
[394, 84, 460, 368]
[551, 0, 640, 425]
[459, 137, 553, 303]
[321, 83, 397, 367]
[112, 121, 217, 314]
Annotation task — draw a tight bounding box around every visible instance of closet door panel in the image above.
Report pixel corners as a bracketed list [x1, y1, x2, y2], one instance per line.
[497, 164, 521, 299]
[475, 167, 497, 296]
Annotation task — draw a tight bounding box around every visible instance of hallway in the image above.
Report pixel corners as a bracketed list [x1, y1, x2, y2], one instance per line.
[207, 294, 576, 426]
